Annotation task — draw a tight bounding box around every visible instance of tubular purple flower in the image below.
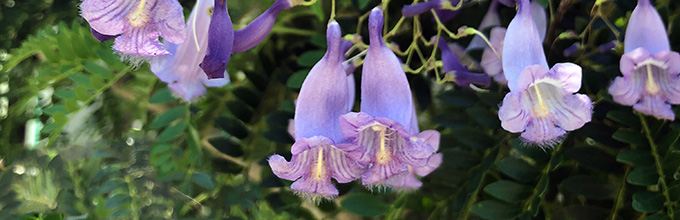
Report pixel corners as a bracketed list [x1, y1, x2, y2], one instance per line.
[150, 0, 228, 101]
[437, 37, 491, 88]
[80, 0, 187, 59]
[498, 0, 592, 145]
[339, 8, 434, 186]
[232, 0, 294, 53]
[608, 0, 680, 120]
[269, 22, 364, 201]
[401, 0, 461, 18]
[466, 0, 500, 51]
[386, 114, 442, 190]
[90, 28, 118, 43]
[200, 0, 234, 79]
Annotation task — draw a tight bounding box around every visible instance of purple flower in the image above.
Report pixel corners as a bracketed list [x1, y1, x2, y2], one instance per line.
[401, 0, 461, 18]
[199, 0, 234, 79]
[608, 0, 680, 120]
[498, 0, 592, 145]
[269, 22, 363, 201]
[232, 0, 294, 53]
[563, 42, 580, 57]
[437, 37, 491, 88]
[339, 8, 434, 187]
[466, 0, 501, 51]
[480, 0, 547, 85]
[81, 0, 187, 59]
[150, 0, 228, 101]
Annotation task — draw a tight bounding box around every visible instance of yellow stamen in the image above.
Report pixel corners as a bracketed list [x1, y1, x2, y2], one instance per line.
[128, 0, 151, 27]
[644, 64, 660, 95]
[314, 149, 324, 180]
[371, 125, 392, 164]
[532, 84, 550, 119]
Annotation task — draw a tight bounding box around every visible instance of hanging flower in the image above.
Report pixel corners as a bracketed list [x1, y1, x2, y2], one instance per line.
[497, 0, 592, 145]
[80, 0, 187, 59]
[608, 0, 680, 120]
[437, 37, 491, 88]
[339, 8, 435, 187]
[268, 22, 363, 201]
[480, 0, 547, 85]
[150, 0, 228, 101]
[200, 0, 297, 79]
[401, 0, 461, 18]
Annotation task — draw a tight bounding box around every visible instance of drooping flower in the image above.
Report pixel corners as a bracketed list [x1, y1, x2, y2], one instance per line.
[608, 0, 680, 120]
[480, 0, 547, 85]
[466, 0, 501, 51]
[498, 0, 592, 145]
[269, 22, 364, 201]
[81, 0, 187, 59]
[339, 8, 434, 187]
[401, 0, 461, 18]
[150, 0, 228, 101]
[200, 0, 296, 79]
[437, 37, 491, 88]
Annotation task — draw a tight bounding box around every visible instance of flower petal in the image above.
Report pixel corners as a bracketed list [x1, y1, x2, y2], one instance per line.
[481, 27, 505, 78]
[522, 118, 566, 144]
[401, 0, 442, 18]
[553, 93, 592, 131]
[81, 0, 135, 36]
[415, 130, 440, 151]
[200, 0, 234, 79]
[90, 27, 118, 42]
[153, 0, 186, 44]
[634, 95, 675, 120]
[467, 0, 500, 50]
[499, 92, 530, 133]
[548, 63, 582, 93]
[515, 65, 549, 92]
[113, 27, 167, 57]
[414, 153, 443, 176]
[609, 75, 643, 106]
[268, 154, 306, 181]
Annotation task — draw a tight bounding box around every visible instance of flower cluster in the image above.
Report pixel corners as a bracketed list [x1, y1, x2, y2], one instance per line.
[269, 8, 441, 202]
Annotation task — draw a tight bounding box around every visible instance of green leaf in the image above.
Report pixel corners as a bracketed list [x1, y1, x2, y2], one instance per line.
[149, 88, 175, 104]
[43, 105, 67, 115]
[54, 89, 76, 99]
[83, 61, 112, 79]
[632, 191, 664, 213]
[191, 172, 215, 190]
[64, 99, 80, 113]
[75, 85, 89, 101]
[52, 112, 68, 125]
[663, 150, 680, 177]
[646, 213, 671, 220]
[465, 107, 500, 129]
[606, 110, 640, 128]
[105, 193, 131, 209]
[561, 175, 615, 199]
[627, 166, 659, 186]
[310, 0, 324, 21]
[617, 149, 654, 167]
[566, 146, 619, 172]
[150, 143, 172, 155]
[90, 74, 105, 89]
[297, 50, 324, 67]
[612, 129, 647, 146]
[340, 193, 389, 217]
[483, 180, 532, 203]
[451, 128, 494, 150]
[96, 48, 124, 69]
[437, 90, 477, 108]
[286, 70, 309, 89]
[536, 0, 548, 8]
[496, 157, 541, 182]
[157, 121, 187, 142]
[68, 73, 93, 89]
[358, 0, 372, 9]
[151, 106, 186, 129]
[470, 200, 521, 220]
[551, 205, 610, 220]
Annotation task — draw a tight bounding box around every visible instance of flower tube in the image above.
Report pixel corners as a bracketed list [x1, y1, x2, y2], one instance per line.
[437, 37, 491, 88]
[608, 0, 680, 120]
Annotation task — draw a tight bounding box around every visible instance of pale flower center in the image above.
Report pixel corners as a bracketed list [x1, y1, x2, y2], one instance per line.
[530, 83, 551, 119]
[312, 148, 325, 180]
[128, 0, 152, 28]
[522, 80, 564, 120]
[371, 125, 393, 165]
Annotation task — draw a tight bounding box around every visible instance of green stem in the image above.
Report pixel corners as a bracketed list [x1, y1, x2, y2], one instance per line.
[639, 115, 674, 218]
[609, 166, 631, 220]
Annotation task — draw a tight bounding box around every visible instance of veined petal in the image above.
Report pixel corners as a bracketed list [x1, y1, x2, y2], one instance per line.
[362, 8, 414, 128]
[270, 136, 363, 201]
[481, 27, 505, 81]
[553, 93, 592, 131]
[522, 117, 566, 144]
[294, 21, 349, 141]
[502, 0, 548, 91]
[386, 172, 422, 190]
[634, 95, 675, 120]
[499, 92, 530, 132]
[548, 63, 582, 93]
[153, 0, 186, 44]
[609, 76, 643, 106]
[624, 0, 669, 54]
[113, 26, 167, 57]
[515, 65, 549, 92]
[81, 0, 135, 36]
[200, 0, 234, 79]
[232, 0, 293, 53]
[414, 153, 443, 176]
[415, 130, 440, 151]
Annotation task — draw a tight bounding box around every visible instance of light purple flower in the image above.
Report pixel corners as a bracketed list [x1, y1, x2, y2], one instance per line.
[608, 0, 680, 120]
[498, 0, 592, 145]
[386, 114, 442, 190]
[466, 0, 501, 51]
[437, 37, 491, 88]
[269, 22, 363, 201]
[150, 0, 228, 101]
[339, 8, 434, 187]
[81, 0, 187, 59]
[480, 0, 547, 85]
